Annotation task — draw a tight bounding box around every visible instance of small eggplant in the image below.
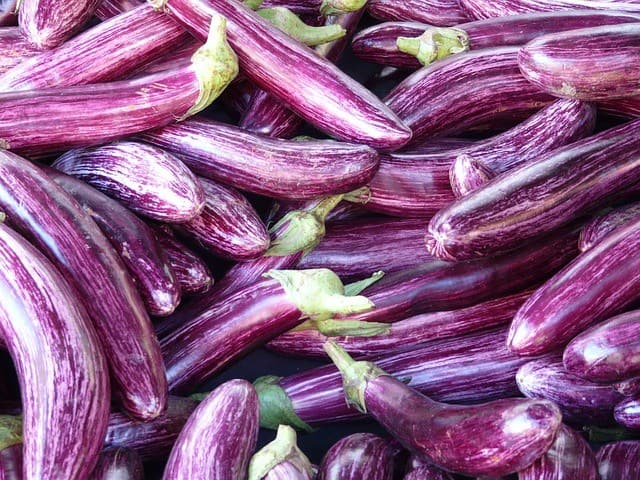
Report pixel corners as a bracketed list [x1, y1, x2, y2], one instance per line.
[89, 448, 144, 480]
[248, 425, 313, 480]
[596, 440, 640, 479]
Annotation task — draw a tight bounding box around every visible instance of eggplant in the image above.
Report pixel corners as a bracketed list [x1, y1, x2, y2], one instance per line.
[162, 379, 259, 480]
[324, 341, 562, 477]
[0, 149, 165, 420]
[140, 117, 380, 200]
[151, 0, 412, 150]
[0, 444, 21, 480]
[89, 448, 144, 480]
[248, 425, 313, 480]
[579, 201, 640, 251]
[132, 39, 200, 76]
[95, 0, 142, 18]
[367, 0, 470, 26]
[403, 457, 454, 480]
[614, 394, 640, 430]
[258, 0, 365, 15]
[0, 16, 237, 156]
[0, 28, 40, 75]
[596, 440, 640, 479]
[615, 377, 640, 396]
[517, 355, 624, 426]
[460, 0, 640, 19]
[0, 223, 110, 479]
[0, 0, 16, 26]
[427, 117, 640, 262]
[316, 433, 400, 480]
[48, 170, 181, 317]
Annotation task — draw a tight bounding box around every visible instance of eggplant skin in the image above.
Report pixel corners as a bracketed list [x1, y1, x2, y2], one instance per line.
[579, 201, 640, 251]
[596, 440, 640, 480]
[89, 447, 144, 480]
[460, 0, 640, 19]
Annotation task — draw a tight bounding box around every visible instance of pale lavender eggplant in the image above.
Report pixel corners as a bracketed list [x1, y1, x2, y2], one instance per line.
[140, 118, 379, 200]
[53, 141, 205, 223]
[517, 425, 598, 480]
[403, 457, 454, 480]
[427, 118, 640, 262]
[0, 28, 41, 75]
[0, 5, 191, 90]
[460, 0, 640, 18]
[163, 380, 259, 480]
[517, 355, 624, 426]
[325, 342, 562, 478]
[316, 433, 399, 480]
[95, 0, 143, 19]
[615, 377, 640, 396]
[508, 215, 640, 356]
[0, 149, 166, 420]
[89, 448, 144, 480]
[614, 395, 640, 429]
[597, 440, 640, 479]
[0, 445, 22, 480]
[0, 223, 110, 479]
[247, 425, 314, 480]
[177, 177, 269, 261]
[151, 0, 412, 150]
[48, 170, 181, 317]
[0, 0, 16, 26]
[580, 202, 640, 251]
[351, 22, 427, 69]
[0, 17, 238, 155]
[384, 47, 553, 143]
[367, 0, 469, 26]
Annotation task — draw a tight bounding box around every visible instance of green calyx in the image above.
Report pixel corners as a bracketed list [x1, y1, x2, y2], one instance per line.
[247, 425, 314, 480]
[396, 27, 469, 66]
[319, 0, 367, 15]
[258, 7, 346, 46]
[344, 271, 384, 296]
[314, 319, 390, 337]
[243, 0, 264, 9]
[0, 415, 22, 451]
[254, 376, 313, 432]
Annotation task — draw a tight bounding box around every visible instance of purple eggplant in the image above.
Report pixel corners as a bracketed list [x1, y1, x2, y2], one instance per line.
[95, 0, 142, 19]
[324, 341, 562, 477]
[151, 0, 412, 150]
[0, 0, 16, 26]
[367, 0, 470, 26]
[140, 117, 379, 200]
[615, 377, 640, 396]
[596, 440, 640, 479]
[0, 149, 165, 420]
[460, 0, 640, 19]
[579, 202, 640, 251]
[0, 444, 21, 480]
[403, 457, 453, 480]
[163, 379, 259, 480]
[132, 39, 200, 77]
[0, 28, 40, 75]
[258, 0, 365, 15]
[0, 223, 110, 479]
[52, 141, 205, 223]
[248, 425, 314, 480]
[0, 16, 237, 156]
[48, 170, 181, 317]
[615, 395, 640, 430]
[89, 448, 144, 480]
[517, 355, 624, 426]
[256, 7, 347, 46]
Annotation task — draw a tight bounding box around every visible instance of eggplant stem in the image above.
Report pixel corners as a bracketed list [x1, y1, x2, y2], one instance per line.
[315, 319, 390, 337]
[344, 271, 384, 296]
[397, 27, 469, 66]
[258, 7, 346, 47]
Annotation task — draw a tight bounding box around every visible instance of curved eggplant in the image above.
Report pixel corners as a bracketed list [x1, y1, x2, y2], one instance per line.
[89, 448, 144, 480]
[596, 440, 640, 479]
[580, 202, 640, 251]
[367, 0, 469, 26]
[0, 28, 40, 75]
[460, 0, 640, 19]
[248, 425, 313, 480]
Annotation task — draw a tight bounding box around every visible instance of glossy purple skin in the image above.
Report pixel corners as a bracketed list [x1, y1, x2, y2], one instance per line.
[334, 226, 578, 324]
[178, 177, 269, 261]
[264, 462, 312, 480]
[403, 457, 453, 480]
[0, 5, 190, 90]
[316, 434, 399, 480]
[140, 118, 380, 200]
[0, 150, 167, 421]
[351, 22, 426, 69]
[596, 440, 640, 479]
[89, 448, 143, 480]
[49, 170, 181, 317]
[579, 201, 640, 251]
[615, 376, 640, 396]
[368, 0, 470, 26]
[518, 424, 598, 480]
[157, 0, 412, 150]
[508, 215, 640, 356]
[385, 47, 553, 144]
[460, 0, 640, 19]
[0, 223, 110, 480]
[516, 355, 624, 426]
[0, 28, 41, 75]
[428, 117, 640, 262]
[614, 394, 640, 429]
[268, 290, 531, 359]
[0, 0, 16, 26]
[600, 96, 640, 118]
[163, 380, 259, 480]
[53, 141, 205, 223]
[95, 0, 142, 19]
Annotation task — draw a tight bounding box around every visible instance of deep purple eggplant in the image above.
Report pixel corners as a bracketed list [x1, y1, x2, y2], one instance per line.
[163, 379, 259, 480]
[460, 0, 640, 19]
[0, 149, 166, 420]
[0, 16, 237, 156]
[367, 0, 469, 26]
[89, 448, 144, 480]
[517, 355, 624, 426]
[0, 444, 21, 480]
[615, 377, 640, 396]
[0, 223, 110, 479]
[324, 341, 562, 477]
[403, 457, 454, 480]
[596, 440, 640, 479]
[0, 0, 16, 26]
[95, 0, 142, 19]
[508, 215, 640, 356]
[151, 0, 412, 150]
[614, 395, 640, 430]
[384, 47, 553, 143]
[258, 0, 365, 15]
[48, 170, 181, 317]
[140, 118, 379, 200]
[53, 141, 204, 223]
[0, 28, 40, 75]
[248, 425, 313, 480]
[579, 201, 640, 251]
[517, 424, 598, 479]
[428, 118, 640, 262]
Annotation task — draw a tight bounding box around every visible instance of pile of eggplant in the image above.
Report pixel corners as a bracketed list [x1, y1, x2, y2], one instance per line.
[5, 0, 640, 477]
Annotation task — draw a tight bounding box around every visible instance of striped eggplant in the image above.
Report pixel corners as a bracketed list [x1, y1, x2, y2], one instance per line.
[596, 440, 640, 479]
[427, 118, 640, 262]
[403, 457, 453, 480]
[177, 177, 269, 261]
[0, 149, 166, 420]
[140, 118, 380, 200]
[600, 96, 640, 119]
[0, 0, 16, 26]
[163, 380, 259, 480]
[256, 7, 347, 46]
[0, 223, 110, 479]
[614, 395, 640, 430]
[367, 0, 470, 26]
[0, 28, 40, 75]
[324, 341, 562, 477]
[460, 0, 640, 19]
[89, 448, 144, 480]
[150, 0, 412, 150]
[247, 425, 313, 480]
[616, 377, 640, 396]
[95, 0, 142, 18]
[0, 444, 21, 480]
[48, 170, 181, 317]
[258, 0, 365, 15]
[508, 215, 640, 356]
[53, 142, 205, 223]
[0, 15, 237, 155]
[580, 202, 640, 251]
[132, 39, 200, 76]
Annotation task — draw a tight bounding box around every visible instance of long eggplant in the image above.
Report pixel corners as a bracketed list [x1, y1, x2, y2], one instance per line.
[0, 28, 40, 75]
[427, 118, 640, 262]
[0, 223, 110, 479]
[48, 170, 181, 317]
[596, 440, 640, 479]
[460, 0, 640, 19]
[89, 448, 144, 480]
[324, 341, 562, 477]
[95, 0, 142, 18]
[367, 0, 470, 26]
[150, 0, 412, 150]
[0, 16, 237, 155]
[580, 202, 640, 251]
[352, 22, 432, 69]
[0, 149, 166, 420]
[248, 425, 313, 480]
[162, 380, 259, 480]
[614, 394, 640, 430]
[140, 118, 379, 200]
